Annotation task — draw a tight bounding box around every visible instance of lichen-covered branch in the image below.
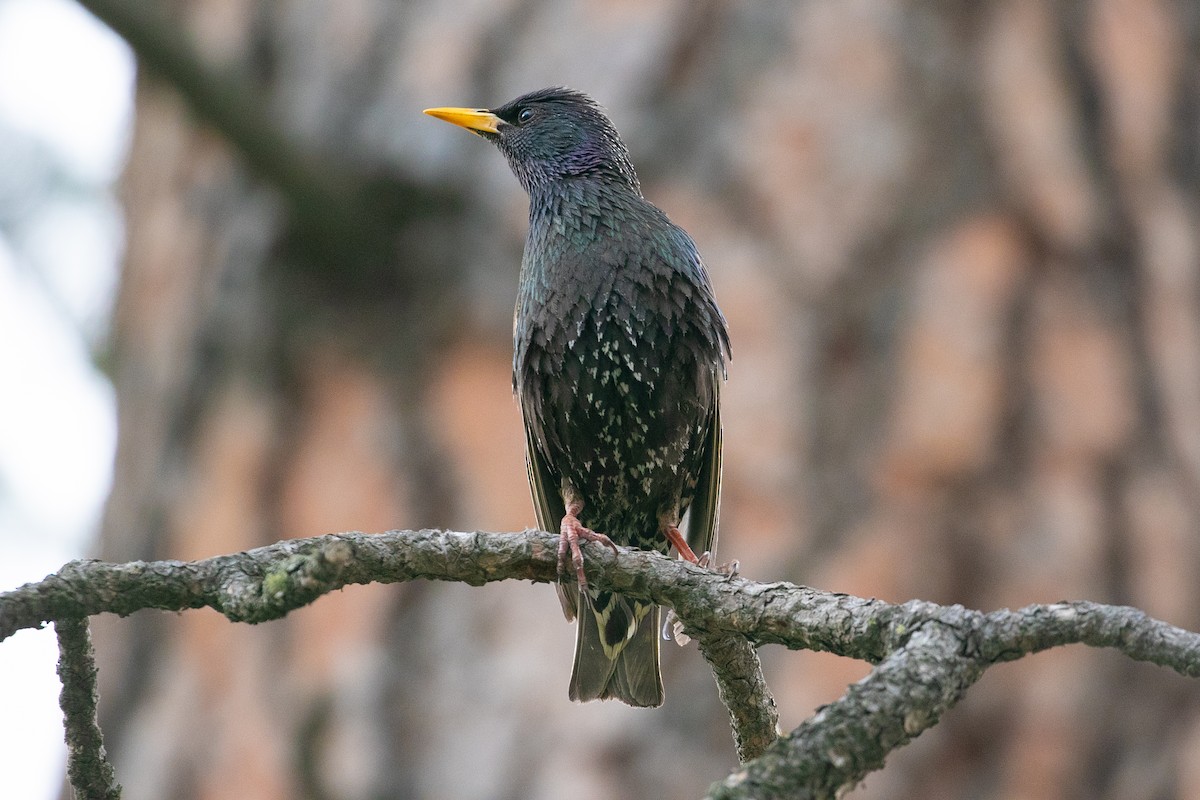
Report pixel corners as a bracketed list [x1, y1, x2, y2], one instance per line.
[5, 528, 1200, 798]
[696, 632, 779, 762]
[56, 617, 122, 800]
[983, 602, 1200, 674]
[1, 530, 555, 638]
[708, 616, 986, 799]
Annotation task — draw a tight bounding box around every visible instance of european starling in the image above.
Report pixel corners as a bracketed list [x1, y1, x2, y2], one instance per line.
[425, 88, 730, 707]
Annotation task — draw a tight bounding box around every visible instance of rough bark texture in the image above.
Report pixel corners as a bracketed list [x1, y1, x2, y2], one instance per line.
[9, 531, 1199, 797]
[81, 0, 1200, 798]
[55, 618, 122, 800]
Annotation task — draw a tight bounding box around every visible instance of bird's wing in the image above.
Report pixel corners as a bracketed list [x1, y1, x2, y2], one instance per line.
[525, 424, 575, 619]
[525, 425, 562, 535]
[685, 378, 722, 560]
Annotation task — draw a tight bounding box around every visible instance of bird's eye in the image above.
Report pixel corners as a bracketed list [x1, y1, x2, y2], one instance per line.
[517, 107, 535, 124]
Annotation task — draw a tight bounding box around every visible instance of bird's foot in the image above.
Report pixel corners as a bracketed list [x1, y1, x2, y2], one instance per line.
[661, 608, 691, 645]
[663, 527, 740, 575]
[558, 510, 618, 595]
[659, 549, 740, 646]
[697, 550, 740, 578]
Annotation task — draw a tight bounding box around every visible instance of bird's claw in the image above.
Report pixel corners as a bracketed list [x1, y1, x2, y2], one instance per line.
[660, 554, 738, 647]
[697, 551, 740, 578]
[661, 608, 692, 646]
[558, 512, 618, 595]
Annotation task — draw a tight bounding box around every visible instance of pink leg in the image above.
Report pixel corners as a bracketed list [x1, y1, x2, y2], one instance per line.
[664, 525, 702, 564]
[558, 500, 618, 594]
[665, 524, 740, 576]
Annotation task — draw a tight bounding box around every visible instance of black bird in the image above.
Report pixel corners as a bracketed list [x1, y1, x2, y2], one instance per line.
[424, 88, 730, 707]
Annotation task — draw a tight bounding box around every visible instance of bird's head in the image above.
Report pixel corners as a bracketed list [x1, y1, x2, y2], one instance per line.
[424, 87, 640, 195]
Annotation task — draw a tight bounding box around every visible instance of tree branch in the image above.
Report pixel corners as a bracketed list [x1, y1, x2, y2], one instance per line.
[56, 617, 122, 800]
[709, 616, 985, 799]
[5, 529, 1200, 797]
[696, 632, 779, 762]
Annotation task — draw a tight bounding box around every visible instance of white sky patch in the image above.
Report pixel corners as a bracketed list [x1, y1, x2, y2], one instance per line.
[0, 241, 120, 800]
[0, 240, 117, 532]
[20, 195, 125, 331]
[0, 0, 133, 180]
[0, 0, 133, 798]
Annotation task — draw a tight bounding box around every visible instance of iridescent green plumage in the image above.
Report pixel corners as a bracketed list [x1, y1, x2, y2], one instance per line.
[426, 88, 729, 707]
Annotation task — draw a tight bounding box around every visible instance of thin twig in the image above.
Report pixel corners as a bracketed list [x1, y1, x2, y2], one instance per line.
[56, 617, 122, 800]
[696, 632, 779, 762]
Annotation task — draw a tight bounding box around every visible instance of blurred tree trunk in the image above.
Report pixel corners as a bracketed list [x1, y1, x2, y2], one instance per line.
[90, 1, 1200, 798]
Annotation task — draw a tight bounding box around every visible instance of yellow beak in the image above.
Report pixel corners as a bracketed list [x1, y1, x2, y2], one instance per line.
[423, 106, 503, 136]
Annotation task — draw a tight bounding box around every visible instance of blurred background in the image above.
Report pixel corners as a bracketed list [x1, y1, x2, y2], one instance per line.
[4, 0, 1200, 798]
[0, 0, 129, 797]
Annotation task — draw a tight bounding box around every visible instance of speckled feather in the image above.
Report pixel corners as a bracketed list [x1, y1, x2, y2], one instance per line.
[438, 88, 729, 707]
[517, 180, 727, 539]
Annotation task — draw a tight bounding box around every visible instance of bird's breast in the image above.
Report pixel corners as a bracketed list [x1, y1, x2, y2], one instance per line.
[513, 188, 724, 531]
[518, 292, 713, 527]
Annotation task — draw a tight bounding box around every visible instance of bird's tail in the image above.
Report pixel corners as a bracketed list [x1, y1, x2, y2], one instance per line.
[569, 589, 663, 707]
